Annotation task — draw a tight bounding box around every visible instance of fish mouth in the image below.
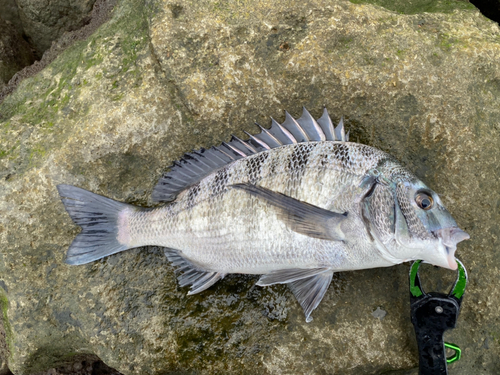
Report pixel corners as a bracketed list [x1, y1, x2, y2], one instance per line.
[434, 227, 470, 270]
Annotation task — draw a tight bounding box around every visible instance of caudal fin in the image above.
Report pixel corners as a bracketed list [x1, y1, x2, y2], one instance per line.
[57, 184, 134, 265]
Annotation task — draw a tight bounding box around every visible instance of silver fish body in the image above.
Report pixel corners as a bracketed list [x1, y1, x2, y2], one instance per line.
[58, 108, 469, 322]
[124, 142, 391, 273]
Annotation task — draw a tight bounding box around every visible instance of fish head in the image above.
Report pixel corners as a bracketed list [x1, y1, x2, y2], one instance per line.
[363, 165, 469, 270]
[394, 178, 469, 269]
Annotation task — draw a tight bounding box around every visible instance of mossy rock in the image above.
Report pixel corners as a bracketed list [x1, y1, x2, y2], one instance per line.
[0, 0, 499, 374]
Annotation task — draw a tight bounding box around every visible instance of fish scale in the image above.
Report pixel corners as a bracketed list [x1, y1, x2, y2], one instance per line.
[57, 107, 469, 322]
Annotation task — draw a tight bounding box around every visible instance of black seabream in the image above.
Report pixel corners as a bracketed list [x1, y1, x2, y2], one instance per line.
[58, 108, 469, 322]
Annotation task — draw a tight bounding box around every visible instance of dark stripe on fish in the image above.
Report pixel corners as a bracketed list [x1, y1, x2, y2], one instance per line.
[267, 153, 279, 178]
[187, 182, 201, 209]
[341, 143, 360, 170]
[288, 144, 313, 171]
[212, 167, 229, 196]
[374, 157, 390, 172]
[286, 143, 315, 194]
[245, 152, 269, 183]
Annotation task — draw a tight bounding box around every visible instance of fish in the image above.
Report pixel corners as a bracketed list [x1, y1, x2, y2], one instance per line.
[57, 107, 470, 322]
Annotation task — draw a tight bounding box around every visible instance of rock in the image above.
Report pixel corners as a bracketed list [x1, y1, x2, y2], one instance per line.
[0, 0, 499, 374]
[0, 0, 117, 104]
[0, 18, 34, 87]
[0, 0, 24, 36]
[372, 307, 387, 320]
[0, 287, 11, 375]
[16, 0, 97, 56]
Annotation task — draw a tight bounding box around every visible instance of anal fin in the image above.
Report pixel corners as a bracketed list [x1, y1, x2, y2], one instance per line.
[164, 249, 225, 295]
[288, 270, 334, 323]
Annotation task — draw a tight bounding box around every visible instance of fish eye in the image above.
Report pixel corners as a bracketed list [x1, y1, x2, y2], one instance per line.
[415, 192, 434, 210]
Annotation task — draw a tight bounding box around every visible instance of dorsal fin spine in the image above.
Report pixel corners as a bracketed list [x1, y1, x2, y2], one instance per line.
[257, 123, 283, 146]
[231, 135, 258, 153]
[172, 162, 195, 179]
[209, 146, 231, 163]
[284, 111, 309, 142]
[222, 142, 247, 157]
[192, 151, 217, 168]
[213, 146, 235, 161]
[187, 153, 211, 169]
[220, 143, 245, 159]
[162, 178, 185, 188]
[179, 162, 202, 176]
[317, 107, 335, 141]
[335, 116, 346, 142]
[182, 157, 205, 174]
[187, 151, 213, 168]
[166, 173, 190, 185]
[298, 107, 326, 142]
[244, 131, 271, 150]
[270, 118, 297, 144]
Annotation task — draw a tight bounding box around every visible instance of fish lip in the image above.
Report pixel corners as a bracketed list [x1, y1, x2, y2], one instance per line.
[433, 227, 470, 248]
[445, 247, 458, 270]
[432, 227, 468, 270]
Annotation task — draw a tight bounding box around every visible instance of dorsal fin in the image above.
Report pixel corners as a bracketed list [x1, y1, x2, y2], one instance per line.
[152, 108, 348, 202]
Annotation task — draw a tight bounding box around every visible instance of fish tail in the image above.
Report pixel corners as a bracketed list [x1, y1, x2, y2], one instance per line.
[57, 184, 135, 265]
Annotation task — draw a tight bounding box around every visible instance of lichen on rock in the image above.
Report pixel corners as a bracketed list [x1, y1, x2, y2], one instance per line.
[0, 0, 500, 374]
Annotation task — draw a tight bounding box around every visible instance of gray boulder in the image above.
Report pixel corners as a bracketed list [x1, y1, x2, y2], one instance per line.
[0, 18, 34, 88]
[16, 0, 97, 56]
[0, 0, 24, 36]
[0, 0, 499, 374]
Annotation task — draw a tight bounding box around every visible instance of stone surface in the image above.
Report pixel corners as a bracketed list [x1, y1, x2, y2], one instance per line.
[0, 286, 10, 375]
[30, 357, 123, 375]
[0, 18, 34, 88]
[0, 0, 117, 104]
[16, 0, 97, 56]
[0, 0, 499, 374]
[0, 0, 25, 36]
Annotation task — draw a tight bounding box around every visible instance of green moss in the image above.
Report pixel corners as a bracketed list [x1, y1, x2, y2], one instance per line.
[111, 93, 125, 101]
[29, 145, 47, 163]
[0, 289, 13, 358]
[349, 0, 476, 14]
[436, 33, 464, 51]
[84, 52, 104, 70]
[0, 141, 19, 160]
[212, 1, 232, 14]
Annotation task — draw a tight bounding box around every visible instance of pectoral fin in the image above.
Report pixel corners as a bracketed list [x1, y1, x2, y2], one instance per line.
[231, 183, 347, 241]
